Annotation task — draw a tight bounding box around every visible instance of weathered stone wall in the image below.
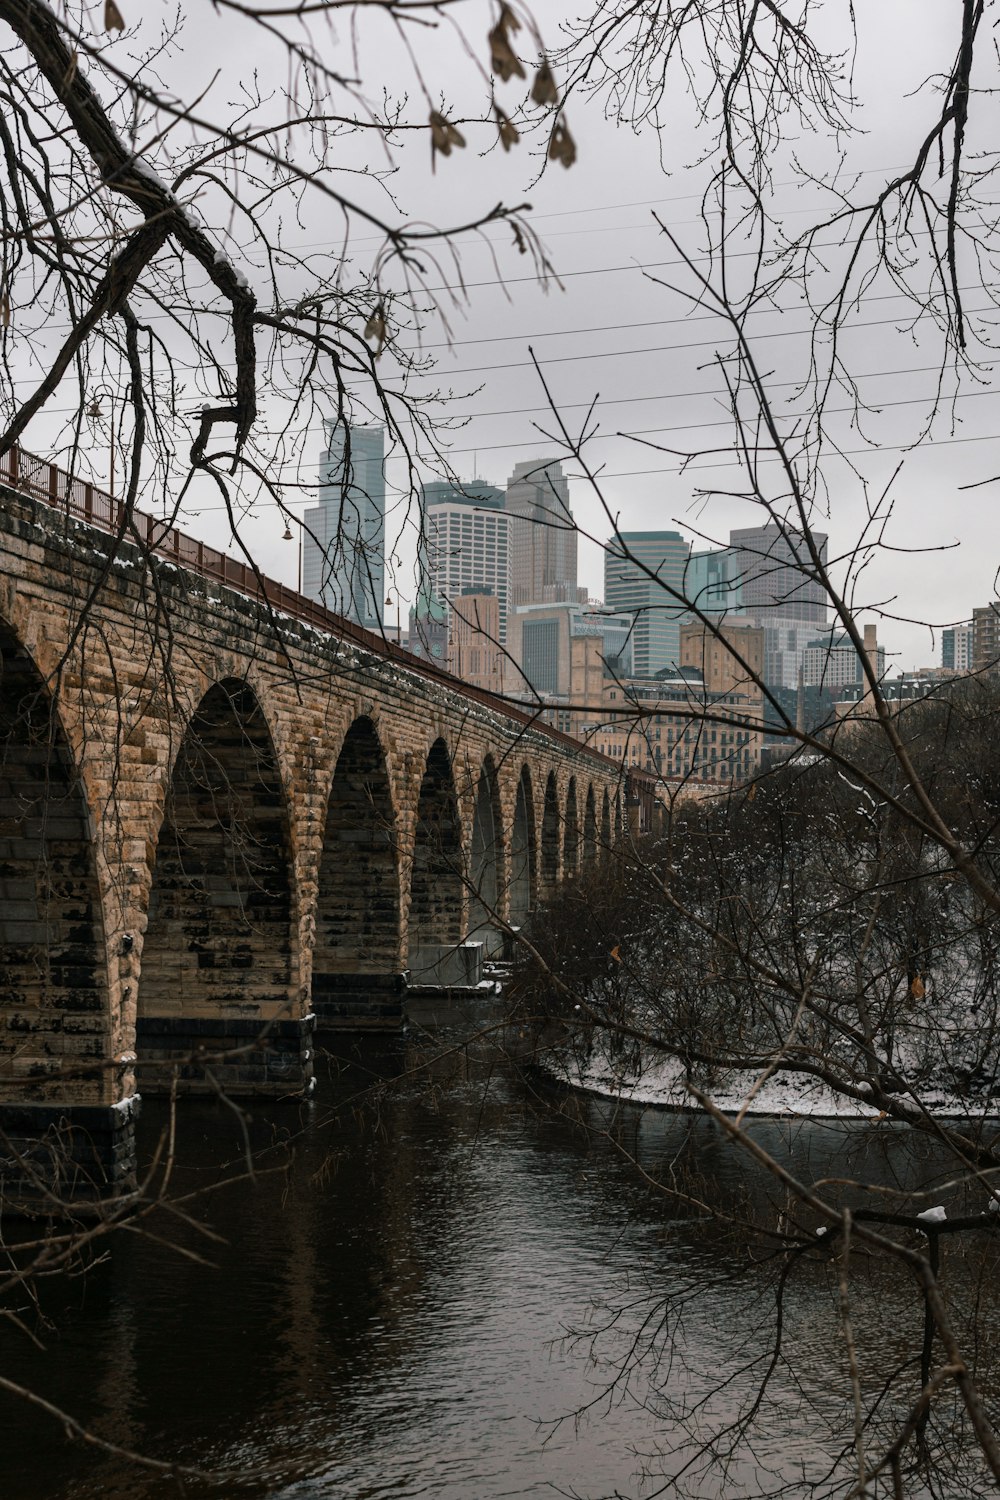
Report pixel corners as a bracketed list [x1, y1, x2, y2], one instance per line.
[0, 486, 625, 1123]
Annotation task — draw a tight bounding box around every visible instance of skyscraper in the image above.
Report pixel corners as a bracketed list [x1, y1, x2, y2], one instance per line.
[727, 522, 828, 624]
[709, 523, 829, 691]
[302, 421, 385, 628]
[685, 547, 743, 613]
[506, 458, 581, 607]
[422, 478, 509, 642]
[802, 630, 885, 688]
[603, 531, 690, 677]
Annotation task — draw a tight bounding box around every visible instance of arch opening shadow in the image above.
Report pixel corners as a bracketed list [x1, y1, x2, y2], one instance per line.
[139, 680, 305, 1094]
[408, 739, 466, 985]
[0, 625, 106, 1104]
[541, 772, 560, 892]
[509, 766, 536, 928]
[313, 717, 402, 1026]
[601, 788, 612, 854]
[563, 777, 579, 879]
[583, 785, 598, 869]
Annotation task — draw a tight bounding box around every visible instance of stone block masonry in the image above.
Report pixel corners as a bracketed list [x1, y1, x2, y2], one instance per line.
[0, 484, 626, 1205]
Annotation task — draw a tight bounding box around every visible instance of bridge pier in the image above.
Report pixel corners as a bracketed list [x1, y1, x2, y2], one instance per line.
[408, 941, 484, 990]
[464, 916, 509, 960]
[134, 1015, 315, 1096]
[310, 971, 407, 1029]
[0, 1096, 139, 1211]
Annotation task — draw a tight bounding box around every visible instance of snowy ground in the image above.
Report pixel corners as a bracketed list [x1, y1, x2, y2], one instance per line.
[546, 1046, 1000, 1120]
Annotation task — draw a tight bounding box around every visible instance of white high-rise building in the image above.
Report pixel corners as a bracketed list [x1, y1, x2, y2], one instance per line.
[422, 479, 509, 643]
[303, 422, 385, 629]
[802, 630, 886, 688]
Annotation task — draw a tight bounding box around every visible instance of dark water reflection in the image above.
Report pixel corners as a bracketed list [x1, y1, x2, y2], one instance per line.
[1, 997, 995, 1499]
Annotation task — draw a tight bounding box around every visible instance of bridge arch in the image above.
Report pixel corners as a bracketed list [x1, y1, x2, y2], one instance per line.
[601, 788, 612, 854]
[0, 620, 108, 1103]
[408, 737, 464, 977]
[469, 754, 504, 941]
[563, 776, 579, 879]
[0, 480, 636, 1179]
[312, 715, 401, 1016]
[541, 771, 560, 893]
[583, 784, 598, 870]
[138, 678, 296, 1073]
[509, 765, 536, 928]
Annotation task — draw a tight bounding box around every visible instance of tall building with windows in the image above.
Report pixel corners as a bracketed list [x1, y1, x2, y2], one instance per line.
[508, 601, 633, 700]
[685, 547, 743, 614]
[422, 478, 509, 643]
[754, 618, 820, 691]
[302, 421, 385, 628]
[590, 667, 764, 787]
[603, 530, 691, 677]
[506, 459, 582, 607]
[942, 622, 973, 672]
[727, 522, 828, 624]
[680, 618, 765, 694]
[802, 629, 885, 688]
[973, 604, 1000, 673]
[449, 589, 505, 693]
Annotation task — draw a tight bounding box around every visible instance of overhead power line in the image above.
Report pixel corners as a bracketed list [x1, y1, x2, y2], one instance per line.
[7, 211, 982, 354]
[8, 290, 990, 412]
[339, 164, 905, 247]
[273, 379, 1000, 468]
[171, 423, 1000, 519]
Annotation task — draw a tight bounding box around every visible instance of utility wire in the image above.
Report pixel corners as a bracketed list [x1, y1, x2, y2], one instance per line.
[247, 380, 1000, 469]
[7, 213, 987, 350]
[171, 424, 1000, 516]
[10, 300, 995, 414]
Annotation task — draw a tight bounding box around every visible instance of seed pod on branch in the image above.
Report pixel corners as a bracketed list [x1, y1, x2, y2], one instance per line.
[531, 59, 559, 106]
[489, 8, 525, 83]
[548, 116, 577, 169]
[363, 304, 386, 357]
[429, 110, 466, 169]
[495, 106, 520, 152]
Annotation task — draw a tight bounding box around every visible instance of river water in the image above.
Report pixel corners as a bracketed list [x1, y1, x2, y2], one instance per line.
[1, 995, 995, 1499]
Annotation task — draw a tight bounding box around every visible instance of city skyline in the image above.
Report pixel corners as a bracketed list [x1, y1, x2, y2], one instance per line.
[293, 424, 976, 681]
[399, 466, 970, 679]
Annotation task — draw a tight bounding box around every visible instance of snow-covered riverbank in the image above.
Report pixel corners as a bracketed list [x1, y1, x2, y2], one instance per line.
[545, 1047, 1000, 1121]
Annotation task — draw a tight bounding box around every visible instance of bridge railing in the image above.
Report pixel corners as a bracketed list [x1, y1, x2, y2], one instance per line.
[2, 443, 619, 769]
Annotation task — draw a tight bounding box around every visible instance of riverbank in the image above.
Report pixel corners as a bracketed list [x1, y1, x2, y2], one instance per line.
[542, 1043, 1000, 1121]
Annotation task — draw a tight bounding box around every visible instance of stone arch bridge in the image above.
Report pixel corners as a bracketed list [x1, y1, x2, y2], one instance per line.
[0, 451, 652, 1194]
